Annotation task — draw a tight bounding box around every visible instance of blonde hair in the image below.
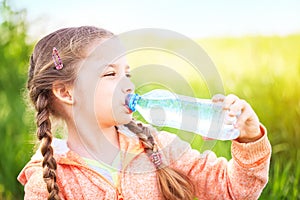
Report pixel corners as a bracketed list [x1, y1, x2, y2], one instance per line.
[27, 26, 194, 199]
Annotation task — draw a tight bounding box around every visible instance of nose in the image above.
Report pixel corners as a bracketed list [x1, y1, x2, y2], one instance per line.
[122, 77, 135, 94]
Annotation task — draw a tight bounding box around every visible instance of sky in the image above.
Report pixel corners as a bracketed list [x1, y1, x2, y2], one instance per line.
[10, 0, 300, 39]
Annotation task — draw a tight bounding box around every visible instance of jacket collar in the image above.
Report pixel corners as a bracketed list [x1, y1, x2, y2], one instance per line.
[30, 125, 144, 168]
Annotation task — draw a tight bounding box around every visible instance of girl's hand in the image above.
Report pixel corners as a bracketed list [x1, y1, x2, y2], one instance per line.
[212, 94, 263, 143]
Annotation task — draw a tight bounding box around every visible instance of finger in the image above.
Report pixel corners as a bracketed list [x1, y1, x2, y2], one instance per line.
[228, 99, 247, 117]
[224, 111, 238, 124]
[211, 94, 225, 103]
[234, 109, 253, 128]
[202, 136, 215, 141]
[223, 94, 239, 110]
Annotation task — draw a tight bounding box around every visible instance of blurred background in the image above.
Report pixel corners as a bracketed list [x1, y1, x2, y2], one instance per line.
[0, 0, 299, 199]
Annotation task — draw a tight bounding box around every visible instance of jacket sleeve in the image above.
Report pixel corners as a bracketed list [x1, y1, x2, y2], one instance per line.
[157, 125, 271, 200]
[18, 164, 66, 200]
[18, 165, 49, 200]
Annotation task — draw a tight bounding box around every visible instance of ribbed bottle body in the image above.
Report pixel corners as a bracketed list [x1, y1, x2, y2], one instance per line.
[126, 89, 239, 140]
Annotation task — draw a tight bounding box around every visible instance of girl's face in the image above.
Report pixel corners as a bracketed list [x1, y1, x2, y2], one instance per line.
[73, 39, 134, 130]
[94, 56, 134, 127]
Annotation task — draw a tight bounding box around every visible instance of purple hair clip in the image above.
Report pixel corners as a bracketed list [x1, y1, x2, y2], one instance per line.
[52, 47, 63, 70]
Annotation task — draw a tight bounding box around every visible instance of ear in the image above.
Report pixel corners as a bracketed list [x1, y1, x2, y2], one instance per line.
[52, 82, 74, 105]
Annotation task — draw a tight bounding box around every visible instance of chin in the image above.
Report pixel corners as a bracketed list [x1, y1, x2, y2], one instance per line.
[116, 116, 132, 126]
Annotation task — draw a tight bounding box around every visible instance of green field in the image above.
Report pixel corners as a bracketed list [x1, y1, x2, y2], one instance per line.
[197, 35, 300, 199]
[0, 2, 299, 199]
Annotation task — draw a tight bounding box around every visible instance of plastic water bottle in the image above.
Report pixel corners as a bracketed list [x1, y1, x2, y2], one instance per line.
[126, 89, 240, 140]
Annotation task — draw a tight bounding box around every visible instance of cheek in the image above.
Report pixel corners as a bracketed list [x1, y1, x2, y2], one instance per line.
[93, 82, 116, 117]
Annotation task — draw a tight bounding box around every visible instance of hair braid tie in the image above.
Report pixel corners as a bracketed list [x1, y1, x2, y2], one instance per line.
[126, 122, 162, 167]
[150, 144, 162, 168]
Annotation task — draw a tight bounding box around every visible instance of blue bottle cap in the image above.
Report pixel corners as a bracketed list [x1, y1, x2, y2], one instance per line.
[125, 93, 141, 112]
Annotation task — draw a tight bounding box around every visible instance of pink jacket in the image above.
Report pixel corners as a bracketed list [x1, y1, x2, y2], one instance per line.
[18, 125, 271, 200]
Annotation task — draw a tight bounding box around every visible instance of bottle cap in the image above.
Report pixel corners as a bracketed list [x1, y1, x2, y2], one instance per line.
[125, 93, 141, 112]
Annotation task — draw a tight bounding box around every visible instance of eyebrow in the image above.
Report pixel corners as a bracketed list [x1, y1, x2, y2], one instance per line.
[107, 64, 130, 70]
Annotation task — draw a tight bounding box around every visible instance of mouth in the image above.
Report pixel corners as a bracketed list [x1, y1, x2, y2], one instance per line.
[124, 104, 133, 114]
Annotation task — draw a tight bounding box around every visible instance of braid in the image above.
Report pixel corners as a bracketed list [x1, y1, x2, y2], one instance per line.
[125, 121, 195, 200]
[36, 91, 60, 200]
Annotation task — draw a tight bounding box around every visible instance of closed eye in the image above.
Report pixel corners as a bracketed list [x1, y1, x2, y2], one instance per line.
[103, 72, 116, 77]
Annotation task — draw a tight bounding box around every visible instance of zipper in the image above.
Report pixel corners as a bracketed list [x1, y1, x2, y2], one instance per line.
[62, 156, 140, 199]
[116, 150, 143, 199]
[116, 187, 124, 200]
[58, 136, 144, 199]
[83, 164, 125, 200]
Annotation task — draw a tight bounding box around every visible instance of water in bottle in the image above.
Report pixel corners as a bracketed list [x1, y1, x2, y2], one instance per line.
[125, 89, 240, 140]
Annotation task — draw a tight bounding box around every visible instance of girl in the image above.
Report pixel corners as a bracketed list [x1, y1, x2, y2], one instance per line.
[18, 26, 271, 200]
